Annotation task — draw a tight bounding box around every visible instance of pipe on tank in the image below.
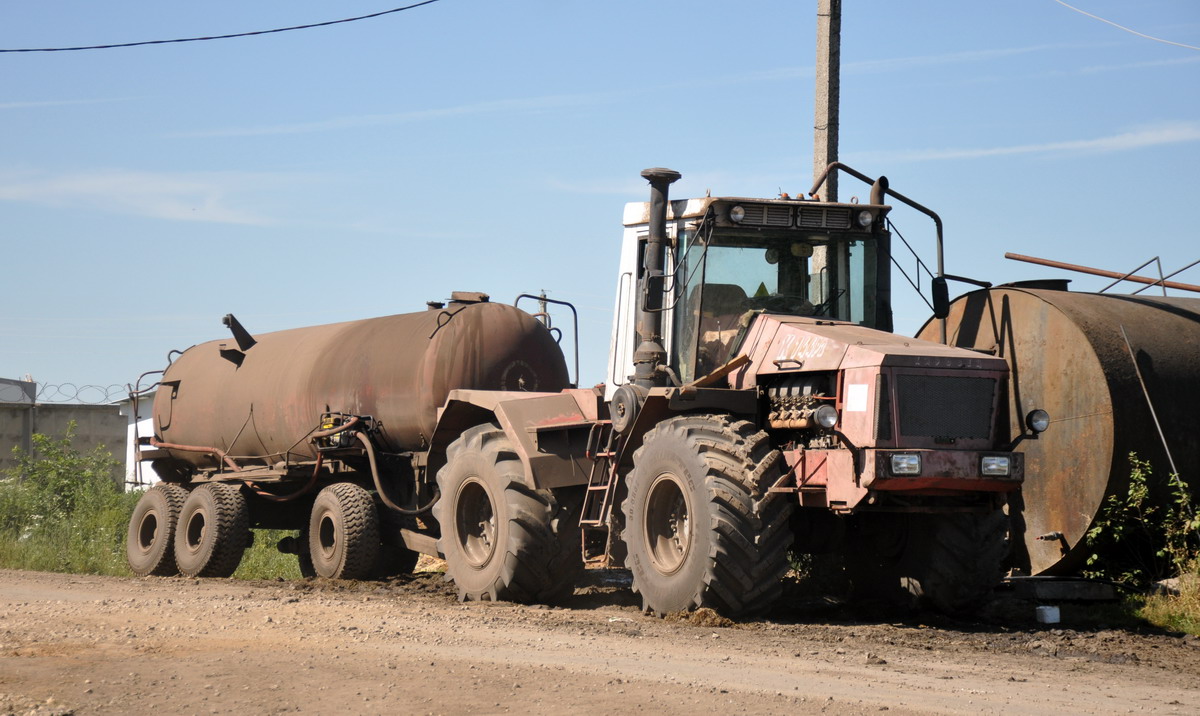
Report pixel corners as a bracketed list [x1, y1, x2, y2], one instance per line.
[633, 167, 681, 390]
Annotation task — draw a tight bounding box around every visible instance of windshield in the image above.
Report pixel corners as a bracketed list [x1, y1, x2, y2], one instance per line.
[671, 227, 881, 381]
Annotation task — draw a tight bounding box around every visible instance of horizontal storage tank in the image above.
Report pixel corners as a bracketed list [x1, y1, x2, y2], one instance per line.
[917, 286, 1200, 575]
[153, 295, 569, 470]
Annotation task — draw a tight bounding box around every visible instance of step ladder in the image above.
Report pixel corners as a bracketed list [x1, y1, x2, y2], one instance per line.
[578, 421, 621, 565]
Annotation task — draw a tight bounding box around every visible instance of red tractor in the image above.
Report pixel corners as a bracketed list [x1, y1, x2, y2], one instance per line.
[128, 165, 1046, 616]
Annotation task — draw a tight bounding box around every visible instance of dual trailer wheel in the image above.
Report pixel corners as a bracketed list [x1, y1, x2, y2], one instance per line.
[126, 482, 417, 580]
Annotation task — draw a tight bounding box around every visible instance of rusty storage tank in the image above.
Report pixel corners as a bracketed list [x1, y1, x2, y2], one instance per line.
[916, 286, 1200, 575]
[153, 293, 569, 471]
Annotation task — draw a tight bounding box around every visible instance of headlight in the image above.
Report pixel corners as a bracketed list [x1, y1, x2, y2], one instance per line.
[855, 209, 874, 228]
[814, 404, 839, 429]
[890, 453, 921, 476]
[729, 205, 745, 223]
[981, 456, 1011, 476]
[1025, 409, 1050, 434]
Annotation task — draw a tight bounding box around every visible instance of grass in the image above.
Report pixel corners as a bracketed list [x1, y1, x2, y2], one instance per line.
[233, 529, 304, 580]
[0, 425, 139, 576]
[1136, 564, 1200, 635]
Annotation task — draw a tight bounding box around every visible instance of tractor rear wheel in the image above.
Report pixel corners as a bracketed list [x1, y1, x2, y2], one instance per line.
[621, 414, 794, 617]
[174, 483, 250, 578]
[307, 483, 381, 579]
[434, 424, 582, 603]
[905, 509, 1010, 613]
[127, 483, 189, 577]
[843, 509, 1010, 613]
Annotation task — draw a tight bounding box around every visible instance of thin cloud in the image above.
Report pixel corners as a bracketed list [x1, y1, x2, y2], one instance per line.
[0, 98, 135, 110]
[171, 90, 627, 138]
[0, 169, 313, 225]
[855, 122, 1200, 163]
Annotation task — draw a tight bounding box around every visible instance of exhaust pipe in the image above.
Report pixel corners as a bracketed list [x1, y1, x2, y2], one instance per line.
[633, 167, 681, 389]
[870, 175, 888, 205]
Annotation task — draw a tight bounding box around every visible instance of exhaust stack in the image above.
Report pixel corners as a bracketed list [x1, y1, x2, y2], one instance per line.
[633, 167, 681, 389]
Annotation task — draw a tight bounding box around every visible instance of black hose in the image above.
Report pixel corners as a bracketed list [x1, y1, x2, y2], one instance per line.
[354, 432, 440, 515]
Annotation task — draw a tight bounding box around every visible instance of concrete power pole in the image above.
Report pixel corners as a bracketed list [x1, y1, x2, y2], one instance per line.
[812, 0, 841, 308]
[814, 0, 840, 201]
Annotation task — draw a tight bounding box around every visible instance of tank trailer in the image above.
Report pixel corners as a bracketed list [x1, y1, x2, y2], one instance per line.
[128, 165, 1047, 615]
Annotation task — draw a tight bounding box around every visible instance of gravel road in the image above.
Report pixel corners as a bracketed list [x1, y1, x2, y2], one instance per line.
[2, 568, 1198, 715]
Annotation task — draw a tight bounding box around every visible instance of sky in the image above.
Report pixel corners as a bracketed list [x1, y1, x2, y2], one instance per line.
[2, 0, 1198, 402]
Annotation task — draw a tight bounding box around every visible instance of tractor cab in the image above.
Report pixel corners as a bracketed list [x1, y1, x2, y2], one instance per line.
[607, 193, 894, 392]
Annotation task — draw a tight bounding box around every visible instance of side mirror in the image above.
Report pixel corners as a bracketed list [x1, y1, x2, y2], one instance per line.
[931, 276, 950, 319]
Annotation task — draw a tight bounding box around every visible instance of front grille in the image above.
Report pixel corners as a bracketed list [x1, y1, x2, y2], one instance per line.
[798, 206, 851, 230]
[764, 205, 792, 226]
[739, 203, 792, 227]
[896, 375, 995, 439]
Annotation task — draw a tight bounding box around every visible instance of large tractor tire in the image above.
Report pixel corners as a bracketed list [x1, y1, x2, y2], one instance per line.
[843, 510, 1010, 613]
[126, 483, 189, 577]
[621, 414, 794, 617]
[904, 510, 1010, 613]
[307, 483, 381, 580]
[174, 483, 250, 578]
[433, 424, 583, 604]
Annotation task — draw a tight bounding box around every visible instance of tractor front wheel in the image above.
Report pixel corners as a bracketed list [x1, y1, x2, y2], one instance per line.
[622, 414, 793, 617]
[433, 424, 581, 603]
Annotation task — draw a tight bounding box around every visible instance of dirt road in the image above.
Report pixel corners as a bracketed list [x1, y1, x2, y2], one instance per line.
[2, 568, 1198, 715]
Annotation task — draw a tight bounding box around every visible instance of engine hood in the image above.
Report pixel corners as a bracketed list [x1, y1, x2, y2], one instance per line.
[730, 313, 1008, 387]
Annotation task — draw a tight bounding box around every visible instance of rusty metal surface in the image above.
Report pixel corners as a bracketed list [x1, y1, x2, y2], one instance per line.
[154, 301, 569, 470]
[917, 288, 1200, 575]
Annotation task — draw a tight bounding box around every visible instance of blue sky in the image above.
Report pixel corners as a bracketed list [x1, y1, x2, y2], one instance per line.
[2, 0, 1198, 399]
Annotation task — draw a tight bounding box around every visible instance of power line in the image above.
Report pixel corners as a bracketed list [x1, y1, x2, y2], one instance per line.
[0, 1, 443, 53]
[1052, 0, 1200, 52]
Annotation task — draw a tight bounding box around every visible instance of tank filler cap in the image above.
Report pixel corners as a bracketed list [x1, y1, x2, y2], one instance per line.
[449, 291, 490, 304]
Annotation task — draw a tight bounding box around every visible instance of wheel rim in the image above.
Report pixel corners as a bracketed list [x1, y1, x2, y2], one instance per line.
[455, 478, 496, 568]
[136, 511, 159, 554]
[317, 513, 337, 560]
[643, 472, 691, 575]
[184, 509, 206, 554]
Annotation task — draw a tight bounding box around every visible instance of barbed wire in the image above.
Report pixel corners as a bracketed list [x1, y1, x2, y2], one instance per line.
[34, 383, 130, 404]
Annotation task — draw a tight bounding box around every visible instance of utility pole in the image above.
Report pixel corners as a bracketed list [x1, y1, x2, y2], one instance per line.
[813, 0, 840, 202]
[812, 0, 841, 308]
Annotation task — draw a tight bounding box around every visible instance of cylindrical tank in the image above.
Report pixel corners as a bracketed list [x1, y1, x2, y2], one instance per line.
[154, 297, 569, 470]
[917, 287, 1200, 575]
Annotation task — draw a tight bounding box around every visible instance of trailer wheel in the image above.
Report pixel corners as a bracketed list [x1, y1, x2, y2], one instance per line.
[434, 423, 582, 604]
[174, 483, 250, 578]
[372, 545, 421, 579]
[126, 483, 189, 577]
[307, 483, 380, 579]
[295, 527, 316, 578]
[622, 414, 794, 617]
[905, 509, 1010, 613]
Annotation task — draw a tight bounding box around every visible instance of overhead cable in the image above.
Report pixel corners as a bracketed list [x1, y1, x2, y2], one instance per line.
[0, 1, 443, 53]
[1052, 0, 1200, 52]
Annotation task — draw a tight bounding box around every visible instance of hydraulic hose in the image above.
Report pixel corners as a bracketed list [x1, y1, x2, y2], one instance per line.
[355, 432, 440, 515]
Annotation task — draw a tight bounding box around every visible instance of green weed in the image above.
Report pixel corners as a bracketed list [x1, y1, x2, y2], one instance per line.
[0, 423, 138, 576]
[1083, 454, 1200, 634]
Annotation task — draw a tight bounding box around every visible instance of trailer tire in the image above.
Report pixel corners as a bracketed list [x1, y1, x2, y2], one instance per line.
[622, 415, 794, 617]
[434, 424, 582, 604]
[296, 528, 316, 578]
[127, 483, 189, 577]
[174, 483, 250, 578]
[308, 483, 380, 580]
[905, 509, 1010, 613]
[372, 545, 421, 579]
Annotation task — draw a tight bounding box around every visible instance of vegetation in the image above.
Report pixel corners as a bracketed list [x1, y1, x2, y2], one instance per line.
[1083, 453, 1200, 634]
[0, 424, 137, 575]
[0, 425, 298, 580]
